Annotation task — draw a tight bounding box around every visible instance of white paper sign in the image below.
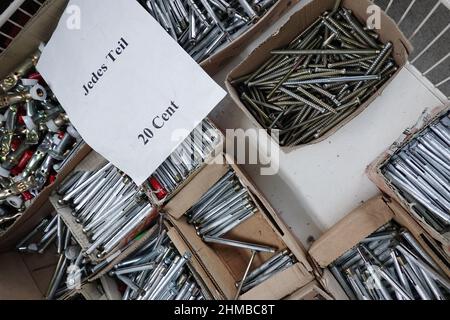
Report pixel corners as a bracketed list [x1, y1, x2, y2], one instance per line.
[37, 0, 226, 185]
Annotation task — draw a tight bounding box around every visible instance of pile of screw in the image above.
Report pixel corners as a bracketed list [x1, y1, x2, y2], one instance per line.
[16, 214, 90, 300]
[147, 119, 221, 201]
[383, 113, 450, 236]
[0, 50, 82, 232]
[57, 162, 153, 259]
[239, 249, 295, 293]
[111, 224, 206, 300]
[330, 222, 450, 300]
[139, 0, 277, 62]
[233, 5, 398, 146]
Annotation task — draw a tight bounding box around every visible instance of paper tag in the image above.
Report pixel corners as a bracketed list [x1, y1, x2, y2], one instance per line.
[37, 0, 226, 185]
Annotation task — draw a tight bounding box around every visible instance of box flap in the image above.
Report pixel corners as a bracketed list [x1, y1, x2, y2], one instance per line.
[167, 226, 225, 300]
[309, 196, 393, 268]
[240, 263, 312, 300]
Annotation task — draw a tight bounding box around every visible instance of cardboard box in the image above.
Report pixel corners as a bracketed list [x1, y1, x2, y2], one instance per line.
[87, 224, 160, 281]
[309, 195, 450, 300]
[62, 283, 107, 301]
[0, 204, 121, 300]
[0, 142, 91, 252]
[284, 280, 333, 300]
[49, 150, 159, 264]
[225, 0, 412, 150]
[92, 223, 223, 300]
[168, 226, 225, 300]
[61, 276, 121, 300]
[0, 0, 69, 79]
[367, 104, 450, 251]
[164, 152, 314, 300]
[0, 248, 120, 300]
[0, 0, 299, 78]
[0, 249, 57, 300]
[0, 0, 91, 251]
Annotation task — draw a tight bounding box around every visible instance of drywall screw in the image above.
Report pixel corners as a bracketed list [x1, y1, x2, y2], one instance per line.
[271, 49, 380, 55]
[233, 5, 397, 147]
[297, 86, 337, 114]
[340, 8, 379, 49]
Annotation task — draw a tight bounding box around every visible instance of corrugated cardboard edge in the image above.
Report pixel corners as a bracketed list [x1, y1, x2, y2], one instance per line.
[99, 275, 122, 300]
[284, 280, 334, 300]
[225, 0, 411, 152]
[168, 214, 236, 299]
[239, 262, 312, 300]
[0, 243, 60, 299]
[0, 143, 91, 252]
[200, 0, 300, 75]
[307, 255, 349, 300]
[0, 0, 69, 79]
[309, 195, 450, 278]
[309, 196, 393, 268]
[366, 103, 450, 249]
[315, 269, 348, 300]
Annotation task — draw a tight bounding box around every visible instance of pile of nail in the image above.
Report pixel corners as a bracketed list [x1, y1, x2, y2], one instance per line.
[57, 163, 153, 259]
[330, 222, 450, 300]
[111, 225, 206, 300]
[239, 249, 295, 293]
[233, 5, 398, 146]
[139, 0, 277, 62]
[147, 119, 221, 200]
[383, 113, 450, 236]
[0, 51, 82, 232]
[16, 214, 90, 300]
